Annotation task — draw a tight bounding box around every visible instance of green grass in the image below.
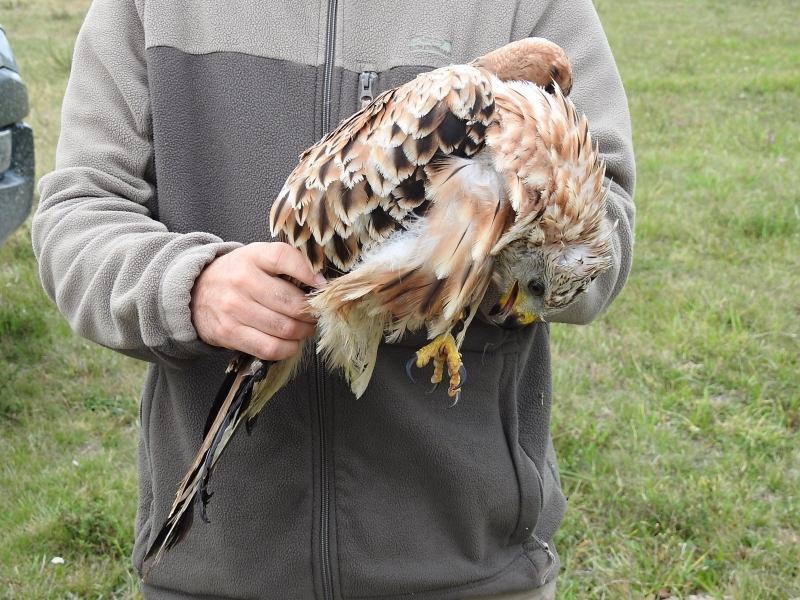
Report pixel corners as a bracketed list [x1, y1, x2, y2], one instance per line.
[550, 1, 799, 598]
[1, 1, 145, 598]
[0, 235, 143, 600]
[1, 0, 798, 598]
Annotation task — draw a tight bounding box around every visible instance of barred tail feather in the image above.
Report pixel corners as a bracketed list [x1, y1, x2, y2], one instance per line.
[143, 355, 270, 577]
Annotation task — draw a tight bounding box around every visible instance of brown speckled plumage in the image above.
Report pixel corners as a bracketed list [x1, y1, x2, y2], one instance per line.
[270, 37, 609, 395]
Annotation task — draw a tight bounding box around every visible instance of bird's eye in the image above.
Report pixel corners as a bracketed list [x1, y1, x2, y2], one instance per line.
[528, 280, 546, 297]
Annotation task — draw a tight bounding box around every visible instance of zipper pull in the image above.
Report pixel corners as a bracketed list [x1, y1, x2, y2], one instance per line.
[359, 71, 378, 108]
[530, 533, 556, 586]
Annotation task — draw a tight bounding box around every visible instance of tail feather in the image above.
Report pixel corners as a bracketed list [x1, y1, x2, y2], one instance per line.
[143, 355, 270, 577]
[202, 357, 244, 439]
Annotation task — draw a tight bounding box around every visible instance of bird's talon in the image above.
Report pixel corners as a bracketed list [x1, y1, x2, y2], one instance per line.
[447, 392, 461, 409]
[458, 365, 467, 388]
[405, 355, 417, 383]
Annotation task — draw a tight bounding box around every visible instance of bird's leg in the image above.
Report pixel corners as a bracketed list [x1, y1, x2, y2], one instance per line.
[406, 332, 467, 397]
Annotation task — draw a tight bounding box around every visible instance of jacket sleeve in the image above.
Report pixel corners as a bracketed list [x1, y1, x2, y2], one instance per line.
[32, 0, 242, 365]
[530, 0, 636, 325]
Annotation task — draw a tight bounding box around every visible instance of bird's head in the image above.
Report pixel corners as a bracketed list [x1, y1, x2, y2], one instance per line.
[488, 231, 612, 329]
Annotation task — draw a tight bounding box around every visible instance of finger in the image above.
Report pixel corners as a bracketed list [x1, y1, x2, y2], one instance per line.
[226, 325, 303, 362]
[233, 301, 317, 342]
[251, 242, 327, 289]
[246, 273, 317, 324]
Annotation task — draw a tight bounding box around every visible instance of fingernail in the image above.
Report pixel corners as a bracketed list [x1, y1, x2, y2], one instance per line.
[314, 273, 327, 287]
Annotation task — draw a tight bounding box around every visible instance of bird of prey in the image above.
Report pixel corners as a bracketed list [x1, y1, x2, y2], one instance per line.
[144, 37, 613, 570]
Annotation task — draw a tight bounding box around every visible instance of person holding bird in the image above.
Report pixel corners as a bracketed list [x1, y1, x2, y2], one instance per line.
[32, 0, 635, 598]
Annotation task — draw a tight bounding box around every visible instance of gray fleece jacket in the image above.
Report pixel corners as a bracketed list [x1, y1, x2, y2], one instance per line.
[32, 0, 635, 598]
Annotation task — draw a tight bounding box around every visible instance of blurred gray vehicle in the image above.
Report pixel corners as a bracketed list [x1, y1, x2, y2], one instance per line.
[0, 22, 34, 247]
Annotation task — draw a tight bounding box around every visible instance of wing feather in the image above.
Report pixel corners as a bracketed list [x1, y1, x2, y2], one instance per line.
[270, 64, 495, 273]
[308, 155, 510, 394]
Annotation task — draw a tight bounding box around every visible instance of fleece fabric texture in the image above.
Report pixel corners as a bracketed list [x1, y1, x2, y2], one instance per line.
[32, 0, 635, 598]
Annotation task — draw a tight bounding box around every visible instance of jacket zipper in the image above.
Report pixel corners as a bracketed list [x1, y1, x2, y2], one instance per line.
[319, 2, 338, 600]
[321, 0, 339, 135]
[317, 368, 333, 600]
[359, 71, 378, 108]
[529, 532, 556, 586]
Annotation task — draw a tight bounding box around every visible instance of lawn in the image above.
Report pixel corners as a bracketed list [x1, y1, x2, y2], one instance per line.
[1, 0, 798, 598]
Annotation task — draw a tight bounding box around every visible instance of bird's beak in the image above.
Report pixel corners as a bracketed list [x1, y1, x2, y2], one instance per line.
[488, 280, 538, 330]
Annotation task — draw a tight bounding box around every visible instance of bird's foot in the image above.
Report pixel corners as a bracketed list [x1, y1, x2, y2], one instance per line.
[405, 333, 467, 398]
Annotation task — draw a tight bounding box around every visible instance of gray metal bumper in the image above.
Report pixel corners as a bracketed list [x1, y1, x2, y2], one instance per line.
[0, 121, 34, 245]
[0, 24, 34, 247]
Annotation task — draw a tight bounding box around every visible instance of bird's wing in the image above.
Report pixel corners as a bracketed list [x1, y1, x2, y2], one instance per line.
[309, 153, 513, 396]
[269, 37, 576, 276]
[269, 64, 496, 274]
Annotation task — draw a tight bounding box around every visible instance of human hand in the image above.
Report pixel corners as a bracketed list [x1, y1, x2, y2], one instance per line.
[190, 242, 326, 360]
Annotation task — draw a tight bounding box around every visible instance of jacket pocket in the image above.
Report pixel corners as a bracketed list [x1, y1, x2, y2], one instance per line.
[493, 350, 544, 547]
[505, 443, 544, 546]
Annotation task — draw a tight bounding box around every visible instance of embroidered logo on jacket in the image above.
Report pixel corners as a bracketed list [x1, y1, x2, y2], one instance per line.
[408, 37, 452, 58]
